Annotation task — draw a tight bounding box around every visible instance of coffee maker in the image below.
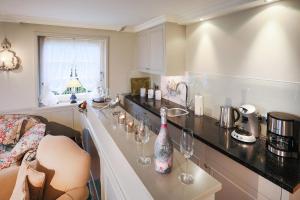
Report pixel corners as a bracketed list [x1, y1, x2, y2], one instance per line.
[266, 112, 300, 158]
[231, 104, 260, 143]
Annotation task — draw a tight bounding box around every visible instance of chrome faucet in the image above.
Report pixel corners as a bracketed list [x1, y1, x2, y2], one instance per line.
[175, 82, 189, 109]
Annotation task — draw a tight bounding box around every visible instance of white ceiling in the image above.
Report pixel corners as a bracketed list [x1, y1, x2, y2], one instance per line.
[0, 0, 273, 31]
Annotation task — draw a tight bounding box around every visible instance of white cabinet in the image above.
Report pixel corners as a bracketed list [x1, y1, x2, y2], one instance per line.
[149, 26, 164, 73]
[281, 189, 300, 200]
[136, 22, 185, 75]
[101, 157, 126, 200]
[137, 32, 149, 72]
[199, 143, 282, 200]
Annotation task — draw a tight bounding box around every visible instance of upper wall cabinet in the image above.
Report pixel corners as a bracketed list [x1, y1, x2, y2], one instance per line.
[136, 23, 186, 76]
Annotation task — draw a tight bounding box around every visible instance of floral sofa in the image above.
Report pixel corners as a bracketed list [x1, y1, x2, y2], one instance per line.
[0, 114, 46, 170]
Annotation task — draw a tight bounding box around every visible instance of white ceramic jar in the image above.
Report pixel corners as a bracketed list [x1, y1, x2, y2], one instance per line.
[148, 89, 154, 99]
[155, 90, 162, 100]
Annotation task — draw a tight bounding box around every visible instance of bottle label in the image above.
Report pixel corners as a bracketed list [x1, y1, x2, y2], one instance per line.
[161, 124, 167, 128]
[154, 142, 173, 174]
[155, 157, 173, 173]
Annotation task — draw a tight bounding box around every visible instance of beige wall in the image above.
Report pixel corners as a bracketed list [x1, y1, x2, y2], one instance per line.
[186, 0, 300, 83]
[161, 0, 300, 117]
[0, 22, 138, 111]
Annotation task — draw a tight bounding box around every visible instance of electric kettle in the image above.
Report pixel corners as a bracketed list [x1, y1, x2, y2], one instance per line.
[219, 106, 240, 129]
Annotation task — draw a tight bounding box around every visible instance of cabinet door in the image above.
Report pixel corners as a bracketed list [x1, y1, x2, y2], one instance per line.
[149, 25, 165, 74]
[137, 32, 149, 70]
[210, 165, 255, 200]
[204, 145, 281, 200]
[101, 159, 126, 200]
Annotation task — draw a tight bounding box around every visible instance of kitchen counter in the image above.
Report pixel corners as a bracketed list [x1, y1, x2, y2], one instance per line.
[84, 104, 221, 200]
[125, 95, 300, 193]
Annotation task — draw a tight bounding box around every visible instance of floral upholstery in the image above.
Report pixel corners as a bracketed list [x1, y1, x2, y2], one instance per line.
[0, 114, 39, 145]
[0, 144, 6, 154]
[0, 123, 46, 170]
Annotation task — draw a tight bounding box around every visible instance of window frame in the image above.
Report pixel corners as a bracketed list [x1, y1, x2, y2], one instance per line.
[36, 32, 109, 106]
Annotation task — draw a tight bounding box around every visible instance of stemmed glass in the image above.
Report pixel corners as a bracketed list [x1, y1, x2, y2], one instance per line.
[137, 116, 151, 165]
[179, 128, 194, 184]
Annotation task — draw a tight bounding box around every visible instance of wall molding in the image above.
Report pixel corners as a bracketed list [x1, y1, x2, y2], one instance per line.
[0, 14, 124, 32]
[133, 15, 178, 32]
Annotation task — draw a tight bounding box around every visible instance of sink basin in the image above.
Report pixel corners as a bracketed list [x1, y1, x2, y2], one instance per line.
[167, 108, 189, 117]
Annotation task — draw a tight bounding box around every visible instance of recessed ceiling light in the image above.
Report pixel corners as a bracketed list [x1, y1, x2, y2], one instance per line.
[264, 0, 273, 3]
[199, 18, 205, 22]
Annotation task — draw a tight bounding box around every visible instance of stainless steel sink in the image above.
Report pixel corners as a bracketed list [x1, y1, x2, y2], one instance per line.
[167, 108, 189, 117]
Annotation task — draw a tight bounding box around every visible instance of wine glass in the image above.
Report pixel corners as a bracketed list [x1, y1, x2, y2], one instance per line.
[179, 128, 194, 184]
[137, 117, 151, 165]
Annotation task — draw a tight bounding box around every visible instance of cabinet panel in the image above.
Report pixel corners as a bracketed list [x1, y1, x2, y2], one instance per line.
[211, 166, 255, 200]
[149, 26, 164, 73]
[204, 145, 281, 200]
[135, 22, 185, 75]
[101, 159, 126, 200]
[137, 32, 149, 71]
[281, 189, 300, 200]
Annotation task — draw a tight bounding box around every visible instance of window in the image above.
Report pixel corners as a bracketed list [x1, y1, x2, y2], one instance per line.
[38, 36, 107, 106]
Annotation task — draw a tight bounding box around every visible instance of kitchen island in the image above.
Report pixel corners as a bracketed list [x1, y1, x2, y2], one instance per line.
[79, 104, 221, 200]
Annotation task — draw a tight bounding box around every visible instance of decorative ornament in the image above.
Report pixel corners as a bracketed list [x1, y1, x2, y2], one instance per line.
[0, 38, 21, 71]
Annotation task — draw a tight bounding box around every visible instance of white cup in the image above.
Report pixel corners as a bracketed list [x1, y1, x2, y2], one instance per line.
[140, 88, 146, 97]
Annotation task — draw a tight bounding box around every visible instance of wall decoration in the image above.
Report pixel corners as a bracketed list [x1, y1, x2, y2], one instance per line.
[130, 77, 150, 96]
[0, 38, 21, 71]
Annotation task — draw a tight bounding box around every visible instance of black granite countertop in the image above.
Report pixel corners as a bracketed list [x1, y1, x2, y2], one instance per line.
[125, 95, 300, 193]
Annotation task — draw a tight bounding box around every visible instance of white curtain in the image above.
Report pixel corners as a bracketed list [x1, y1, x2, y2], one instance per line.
[40, 37, 105, 105]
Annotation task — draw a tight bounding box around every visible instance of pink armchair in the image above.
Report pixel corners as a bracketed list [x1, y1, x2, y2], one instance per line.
[0, 135, 91, 200]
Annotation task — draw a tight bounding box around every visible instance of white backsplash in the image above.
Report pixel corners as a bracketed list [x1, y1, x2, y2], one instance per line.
[161, 76, 186, 106]
[160, 73, 300, 119]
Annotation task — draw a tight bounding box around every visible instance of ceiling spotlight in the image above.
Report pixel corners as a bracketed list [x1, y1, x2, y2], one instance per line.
[199, 18, 205, 22]
[264, 0, 273, 3]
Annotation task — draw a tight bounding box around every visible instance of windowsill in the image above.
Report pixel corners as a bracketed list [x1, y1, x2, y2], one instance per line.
[39, 102, 80, 109]
[39, 93, 92, 109]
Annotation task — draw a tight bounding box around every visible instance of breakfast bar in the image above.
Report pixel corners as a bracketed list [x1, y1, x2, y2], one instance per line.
[80, 105, 221, 200]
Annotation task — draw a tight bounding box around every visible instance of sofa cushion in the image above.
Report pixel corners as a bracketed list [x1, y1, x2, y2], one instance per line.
[9, 162, 31, 200]
[0, 123, 46, 170]
[0, 115, 27, 145]
[0, 115, 40, 146]
[10, 159, 46, 200]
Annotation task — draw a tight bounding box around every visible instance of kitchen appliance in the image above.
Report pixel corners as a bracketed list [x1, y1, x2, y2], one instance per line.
[231, 104, 260, 143]
[219, 106, 240, 128]
[266, 112, 300, 158]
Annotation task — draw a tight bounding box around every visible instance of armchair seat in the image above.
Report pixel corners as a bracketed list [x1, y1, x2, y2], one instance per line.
[0, 135, 91, 200]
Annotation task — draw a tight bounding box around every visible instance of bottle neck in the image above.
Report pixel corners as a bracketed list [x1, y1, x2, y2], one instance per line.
[161, 116, 167, 126]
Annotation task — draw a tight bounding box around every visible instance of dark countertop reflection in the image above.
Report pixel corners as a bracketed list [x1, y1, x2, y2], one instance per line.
[125, 95, 300, 193]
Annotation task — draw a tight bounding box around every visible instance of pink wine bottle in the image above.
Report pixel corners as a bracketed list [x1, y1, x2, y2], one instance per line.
[154, 107, 173, 174]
